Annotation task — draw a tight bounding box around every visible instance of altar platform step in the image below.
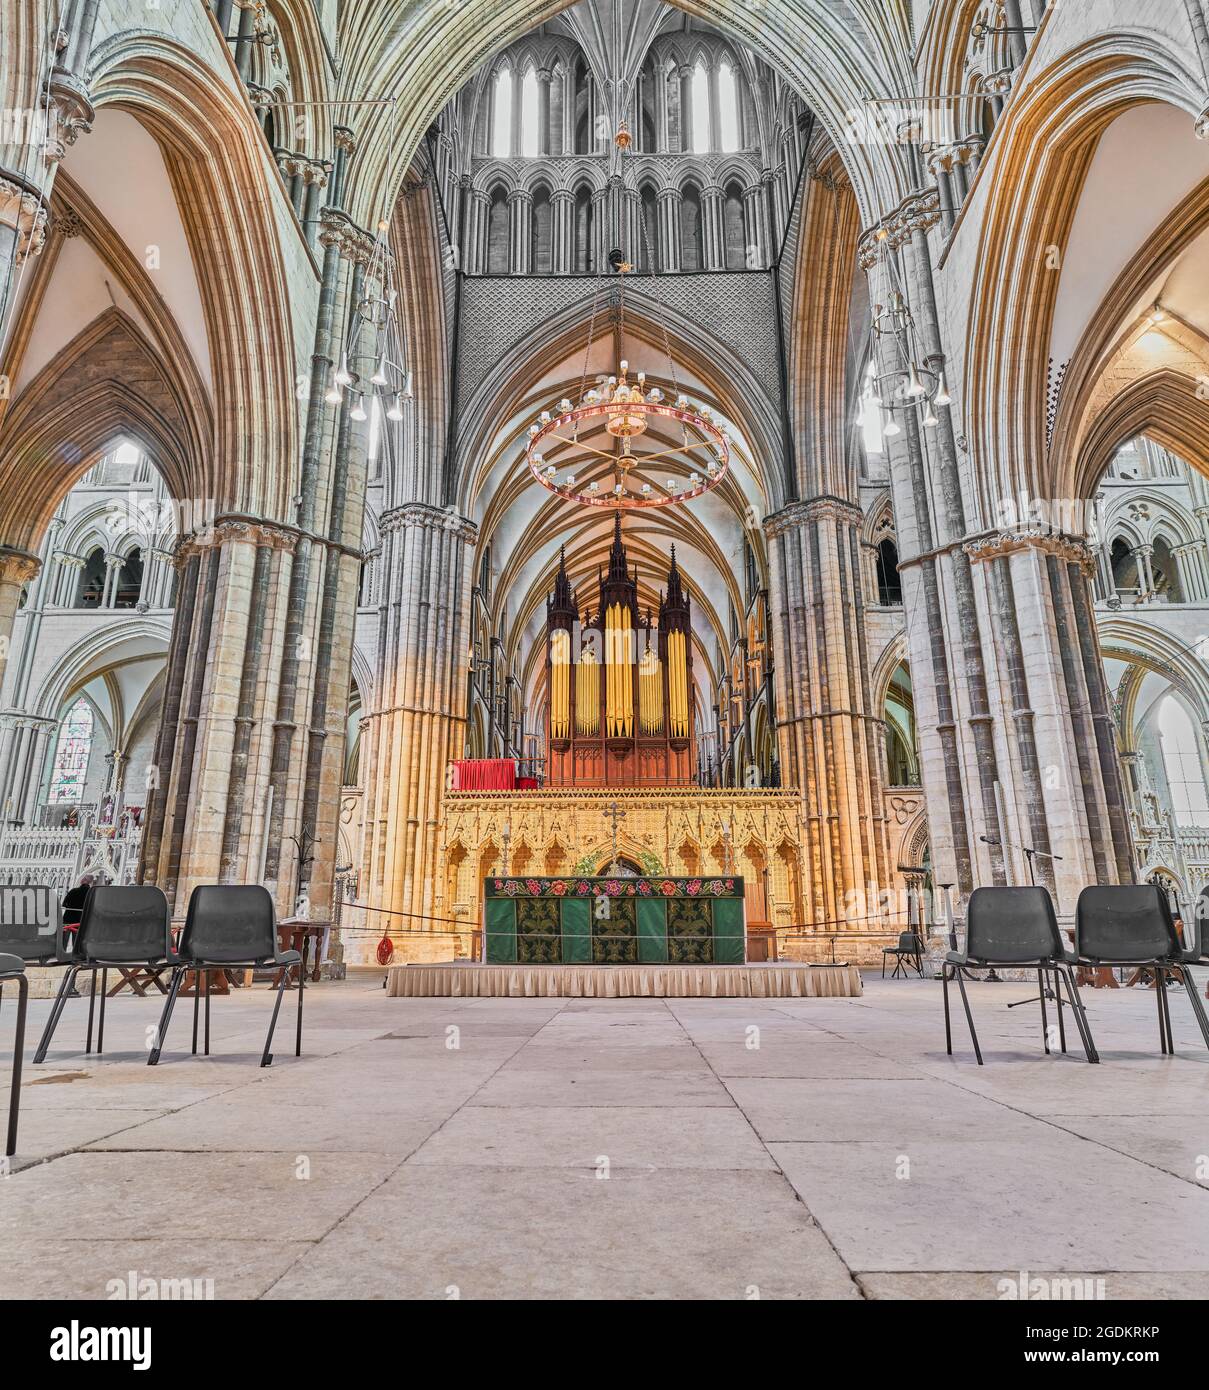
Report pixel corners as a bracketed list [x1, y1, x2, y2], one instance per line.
[384, 962, 862, 999]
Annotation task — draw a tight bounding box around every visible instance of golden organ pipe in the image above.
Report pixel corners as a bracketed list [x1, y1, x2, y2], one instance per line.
[639, 646, 663, 733]
[577, 647, 599, 735]
[550, 629, 570, 738]
[669, 630, 688, 737]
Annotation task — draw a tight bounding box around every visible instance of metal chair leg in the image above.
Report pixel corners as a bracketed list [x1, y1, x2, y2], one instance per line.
[1051, 966, 1067, 1053]
[97, 969, 108, 1054]
[1055, 967, 1098, 1063]
[261, 967, 290, 1067]
[191, 969, 200, 1055]
[1174, 964, 1209, 1051]
[1158, 969, 1175, 1054]
[85, 969, 97, 1053]
[1155, 969, 1170, 1054]
[5, 975, 27, 1157]
[148, 966, 185, 1066]
[943, 964, 953, 1054]
[295, 957, 304, 1058]
[1038, 968, 1050, 1054]
[953, 965, 983, 1064]
[204, 970, 211, 1056]
[33, 965, 80, 1064]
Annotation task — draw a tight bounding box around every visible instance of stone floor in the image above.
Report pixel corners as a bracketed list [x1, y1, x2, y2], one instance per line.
[2, 970, 1209, 1300]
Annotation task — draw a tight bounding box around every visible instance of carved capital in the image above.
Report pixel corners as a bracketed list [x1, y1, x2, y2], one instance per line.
[380, 503, 477, 544]
[764, 496, 863, 539]
[963, 529, 1096, 575]
[0, 546, 41, 587]
[317, 207, 377, 263]
[173, 517, 299, 566]
[0, 174, 49, 260]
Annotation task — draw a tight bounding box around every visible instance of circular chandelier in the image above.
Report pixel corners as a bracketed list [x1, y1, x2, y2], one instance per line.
[523, 120, 731, 510]
[525, 361, 730, 510]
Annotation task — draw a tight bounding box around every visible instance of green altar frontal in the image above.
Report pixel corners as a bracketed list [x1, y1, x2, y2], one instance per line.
[483, 876, 745, 965]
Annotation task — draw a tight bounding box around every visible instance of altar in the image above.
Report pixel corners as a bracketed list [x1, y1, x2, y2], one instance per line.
[483, 874, 745, 964]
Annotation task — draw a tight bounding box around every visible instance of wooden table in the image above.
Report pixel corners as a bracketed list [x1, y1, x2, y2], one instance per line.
[276, 918, 327, 985]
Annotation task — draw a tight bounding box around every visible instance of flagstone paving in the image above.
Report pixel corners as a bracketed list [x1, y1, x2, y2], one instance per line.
[2, 972, 1208, 1299]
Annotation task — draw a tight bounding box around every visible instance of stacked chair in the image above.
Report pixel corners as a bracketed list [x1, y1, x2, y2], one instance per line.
[943, 885, 1098, 1065]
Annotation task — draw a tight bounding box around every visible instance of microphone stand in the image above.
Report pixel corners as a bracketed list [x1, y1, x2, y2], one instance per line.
[979, 834, 1064, 1002]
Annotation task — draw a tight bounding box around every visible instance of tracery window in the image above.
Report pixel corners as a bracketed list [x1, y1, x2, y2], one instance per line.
[1158, 696, 1209, 827]
[519, 66, 540, 156]
[49, 697, 94, 804]
[690, 61, 710, 154]
[717, 61, 740, 151]
[491, 67, 513, 158]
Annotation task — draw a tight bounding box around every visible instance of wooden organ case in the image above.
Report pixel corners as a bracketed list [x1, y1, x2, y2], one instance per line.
[546, 514, 694, 787]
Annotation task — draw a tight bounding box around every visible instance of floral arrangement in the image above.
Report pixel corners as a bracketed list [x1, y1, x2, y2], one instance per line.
[490, 876, 738, 898]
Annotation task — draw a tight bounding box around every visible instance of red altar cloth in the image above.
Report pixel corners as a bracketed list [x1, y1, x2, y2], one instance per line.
[449, 758, 517, 790]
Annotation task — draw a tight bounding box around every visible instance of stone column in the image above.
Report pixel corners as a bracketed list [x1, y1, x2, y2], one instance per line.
[657, 188, 681, 272]
[702, 186, 725, 270]
[464, 189, 490, 275]
[765, 500, 890, 929]
[551, 189, 574, 273]
[102, 552, 124, 607]
[0, 549, 39, 699]
[141, 520, 298, 906]
[360, 505, 477, 939]
[1172, 540, 1209, 600]
[742, 184, 764, 269]
[508, 189, 532, 274]
[859, 194, 1007, 900]
[17, 718, 55, 823]
[1132, 544, 1155, 601]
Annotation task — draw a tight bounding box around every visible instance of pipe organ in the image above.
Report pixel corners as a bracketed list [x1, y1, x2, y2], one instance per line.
[545, 514, 694, 786]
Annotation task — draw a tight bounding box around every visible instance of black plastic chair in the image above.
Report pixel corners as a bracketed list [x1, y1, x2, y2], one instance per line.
[1, 952, 28, 1157]
[33, 886, 175, 1064]
[882, 930, 924, 978]
[1074, 885, 1209, 1055]
[944, 886, 1098, 1065]
[149, 885, 302, 1068]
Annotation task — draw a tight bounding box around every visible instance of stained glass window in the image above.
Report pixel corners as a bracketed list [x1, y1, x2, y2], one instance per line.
[49, 697, 94, 804]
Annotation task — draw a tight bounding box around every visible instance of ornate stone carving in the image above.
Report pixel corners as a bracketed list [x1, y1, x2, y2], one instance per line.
[963, 529, 1096, 575]
[0, 547, 41, 586]
[764, 496, 864, 538]
[380, 503, 477, 544]
[173, 517, 299, 565]
[317, 207, 378, 263]
[0, 176, 49, 260]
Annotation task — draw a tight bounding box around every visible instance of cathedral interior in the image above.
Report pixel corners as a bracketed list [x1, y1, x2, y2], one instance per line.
[3, 0, 1209, 971]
